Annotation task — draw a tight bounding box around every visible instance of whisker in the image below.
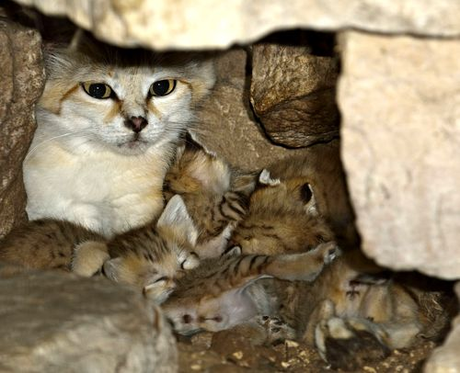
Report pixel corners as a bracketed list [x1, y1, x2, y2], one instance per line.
[24, 131, 92, 163]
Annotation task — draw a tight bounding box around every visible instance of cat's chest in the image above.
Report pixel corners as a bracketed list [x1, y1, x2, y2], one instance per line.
[24, 147, 168, 236]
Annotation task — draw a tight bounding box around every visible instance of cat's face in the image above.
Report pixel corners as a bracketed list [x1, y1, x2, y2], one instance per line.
[38, 36, 215, 155]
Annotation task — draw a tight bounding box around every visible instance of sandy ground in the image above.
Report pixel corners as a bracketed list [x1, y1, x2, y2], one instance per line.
[177, 331, 436, 373]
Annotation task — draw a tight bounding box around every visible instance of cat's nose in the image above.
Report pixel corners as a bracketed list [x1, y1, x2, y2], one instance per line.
[125, 116, 148, 133]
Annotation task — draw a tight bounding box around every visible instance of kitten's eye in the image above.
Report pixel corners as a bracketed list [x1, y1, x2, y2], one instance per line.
[149, 79, 176, 97]
[82, 82, 113, 99]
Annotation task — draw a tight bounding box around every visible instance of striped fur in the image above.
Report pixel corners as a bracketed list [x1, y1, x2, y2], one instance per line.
[164, 136, 256, 258]
[0, 195, 200, 304]
[162, 242, 339, 335]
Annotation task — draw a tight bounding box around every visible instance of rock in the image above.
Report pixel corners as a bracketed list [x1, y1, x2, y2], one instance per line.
[424, 282, 460, 373]
[339, 31, 460, 279]
[193, 48, 307, 171]
[0, 268, 177, 373]
[250, 41, 339, 147]
[12, 0, 460, 49]
[0, 18, 45, 239]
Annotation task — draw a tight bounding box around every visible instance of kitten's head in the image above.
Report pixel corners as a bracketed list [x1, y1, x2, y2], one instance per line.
[103, 195, 200, 304]
[162, 247, 267, 335]
[38, 32, 215, 155]
[230, 170, 335, 255]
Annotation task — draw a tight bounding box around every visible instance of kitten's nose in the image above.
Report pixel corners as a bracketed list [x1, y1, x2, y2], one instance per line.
[125, 116, 148, 133]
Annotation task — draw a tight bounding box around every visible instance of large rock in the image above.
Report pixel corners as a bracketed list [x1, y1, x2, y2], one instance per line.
[12, 0, 460, 49]
[424, 282, 460, 373]
[339, 32, 460, 279]
[193, 48, 307, 171]
[250, 42, 339, 147]
[0, 17, 45, 239]
[0, 266, 177, 373]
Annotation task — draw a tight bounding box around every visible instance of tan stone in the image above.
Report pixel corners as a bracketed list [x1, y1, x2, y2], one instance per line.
[339, 32, 460, 279]
[193, 48, 307, 171]
[424, 282, 460, 373]
[0, 266, 177, 373]
[12, 0, 460, 49]
[0, 19, 45, 239]
[250, 42, 339, 147]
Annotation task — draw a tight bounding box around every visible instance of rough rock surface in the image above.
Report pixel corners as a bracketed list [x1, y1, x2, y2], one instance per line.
[339, 32, 460, 279]
[250, 42, 339, 147]
[425, 282, 460, 373]
[0, 17, 45, 239]
[12, 0, 460, 50]
[193, 48, 307, 171]
[0, 265, 177, 373]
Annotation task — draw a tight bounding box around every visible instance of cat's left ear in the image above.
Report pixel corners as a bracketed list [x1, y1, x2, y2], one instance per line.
[157, 195, 198, 247]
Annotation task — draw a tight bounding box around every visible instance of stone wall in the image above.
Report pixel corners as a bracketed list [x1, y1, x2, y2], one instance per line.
[12, 0, 460, 49]
[2, 0, 460, 371]
[0, 16, 44, 239]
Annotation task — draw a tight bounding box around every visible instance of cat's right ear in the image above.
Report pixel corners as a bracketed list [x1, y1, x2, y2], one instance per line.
[157, 195, 198, 247]
[68, 29, 102, 56]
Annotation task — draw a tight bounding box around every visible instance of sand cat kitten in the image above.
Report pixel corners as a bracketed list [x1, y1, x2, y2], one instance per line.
[164, 135, 256, 258]
[162, 242, 339, 335]
[0, 195, 200, 304]
[267, 143, 359, 249]
[163, 168, 453, 369]
[230, 170, 335, 255]
[24, 32, 215, 238]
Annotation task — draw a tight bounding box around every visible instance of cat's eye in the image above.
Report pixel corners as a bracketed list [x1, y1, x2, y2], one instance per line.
[149, 79, 177, 97]
[82, 82, 113, 99]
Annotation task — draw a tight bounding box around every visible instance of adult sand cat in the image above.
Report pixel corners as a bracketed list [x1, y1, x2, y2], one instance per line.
[24, 32, 215, 238]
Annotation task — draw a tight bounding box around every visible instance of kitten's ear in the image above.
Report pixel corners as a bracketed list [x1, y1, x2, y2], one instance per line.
[222, 246, 242, 257]
[300, 183, 319, 216]
[258, 169, 280, 186]
[102, 258, 124, 282]
[157, 195, 198, 246]
[181, 252, 200, 270]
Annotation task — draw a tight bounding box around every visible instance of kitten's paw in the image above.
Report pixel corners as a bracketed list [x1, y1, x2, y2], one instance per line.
[256, 315, 296, 345]
[315, 316, 390, 371]
[314, 241, 341, 265]
[72, 241, 109, 277]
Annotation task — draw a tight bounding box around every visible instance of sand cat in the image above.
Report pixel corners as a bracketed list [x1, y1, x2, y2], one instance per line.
[230, 169, 335, 255]
[267, 142, 359, 249]
[164, 135, 256, 258]
[162, 241, 339, 335]
[162, 167, 454, 370]
[0, 195, 200, 304]
[24, 31, 215, 238]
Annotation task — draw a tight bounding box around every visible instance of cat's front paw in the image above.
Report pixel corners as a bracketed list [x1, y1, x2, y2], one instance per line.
[314, 241, 341, 265]
[71, 241, 109, 277]
[315, 316, 390, 371]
